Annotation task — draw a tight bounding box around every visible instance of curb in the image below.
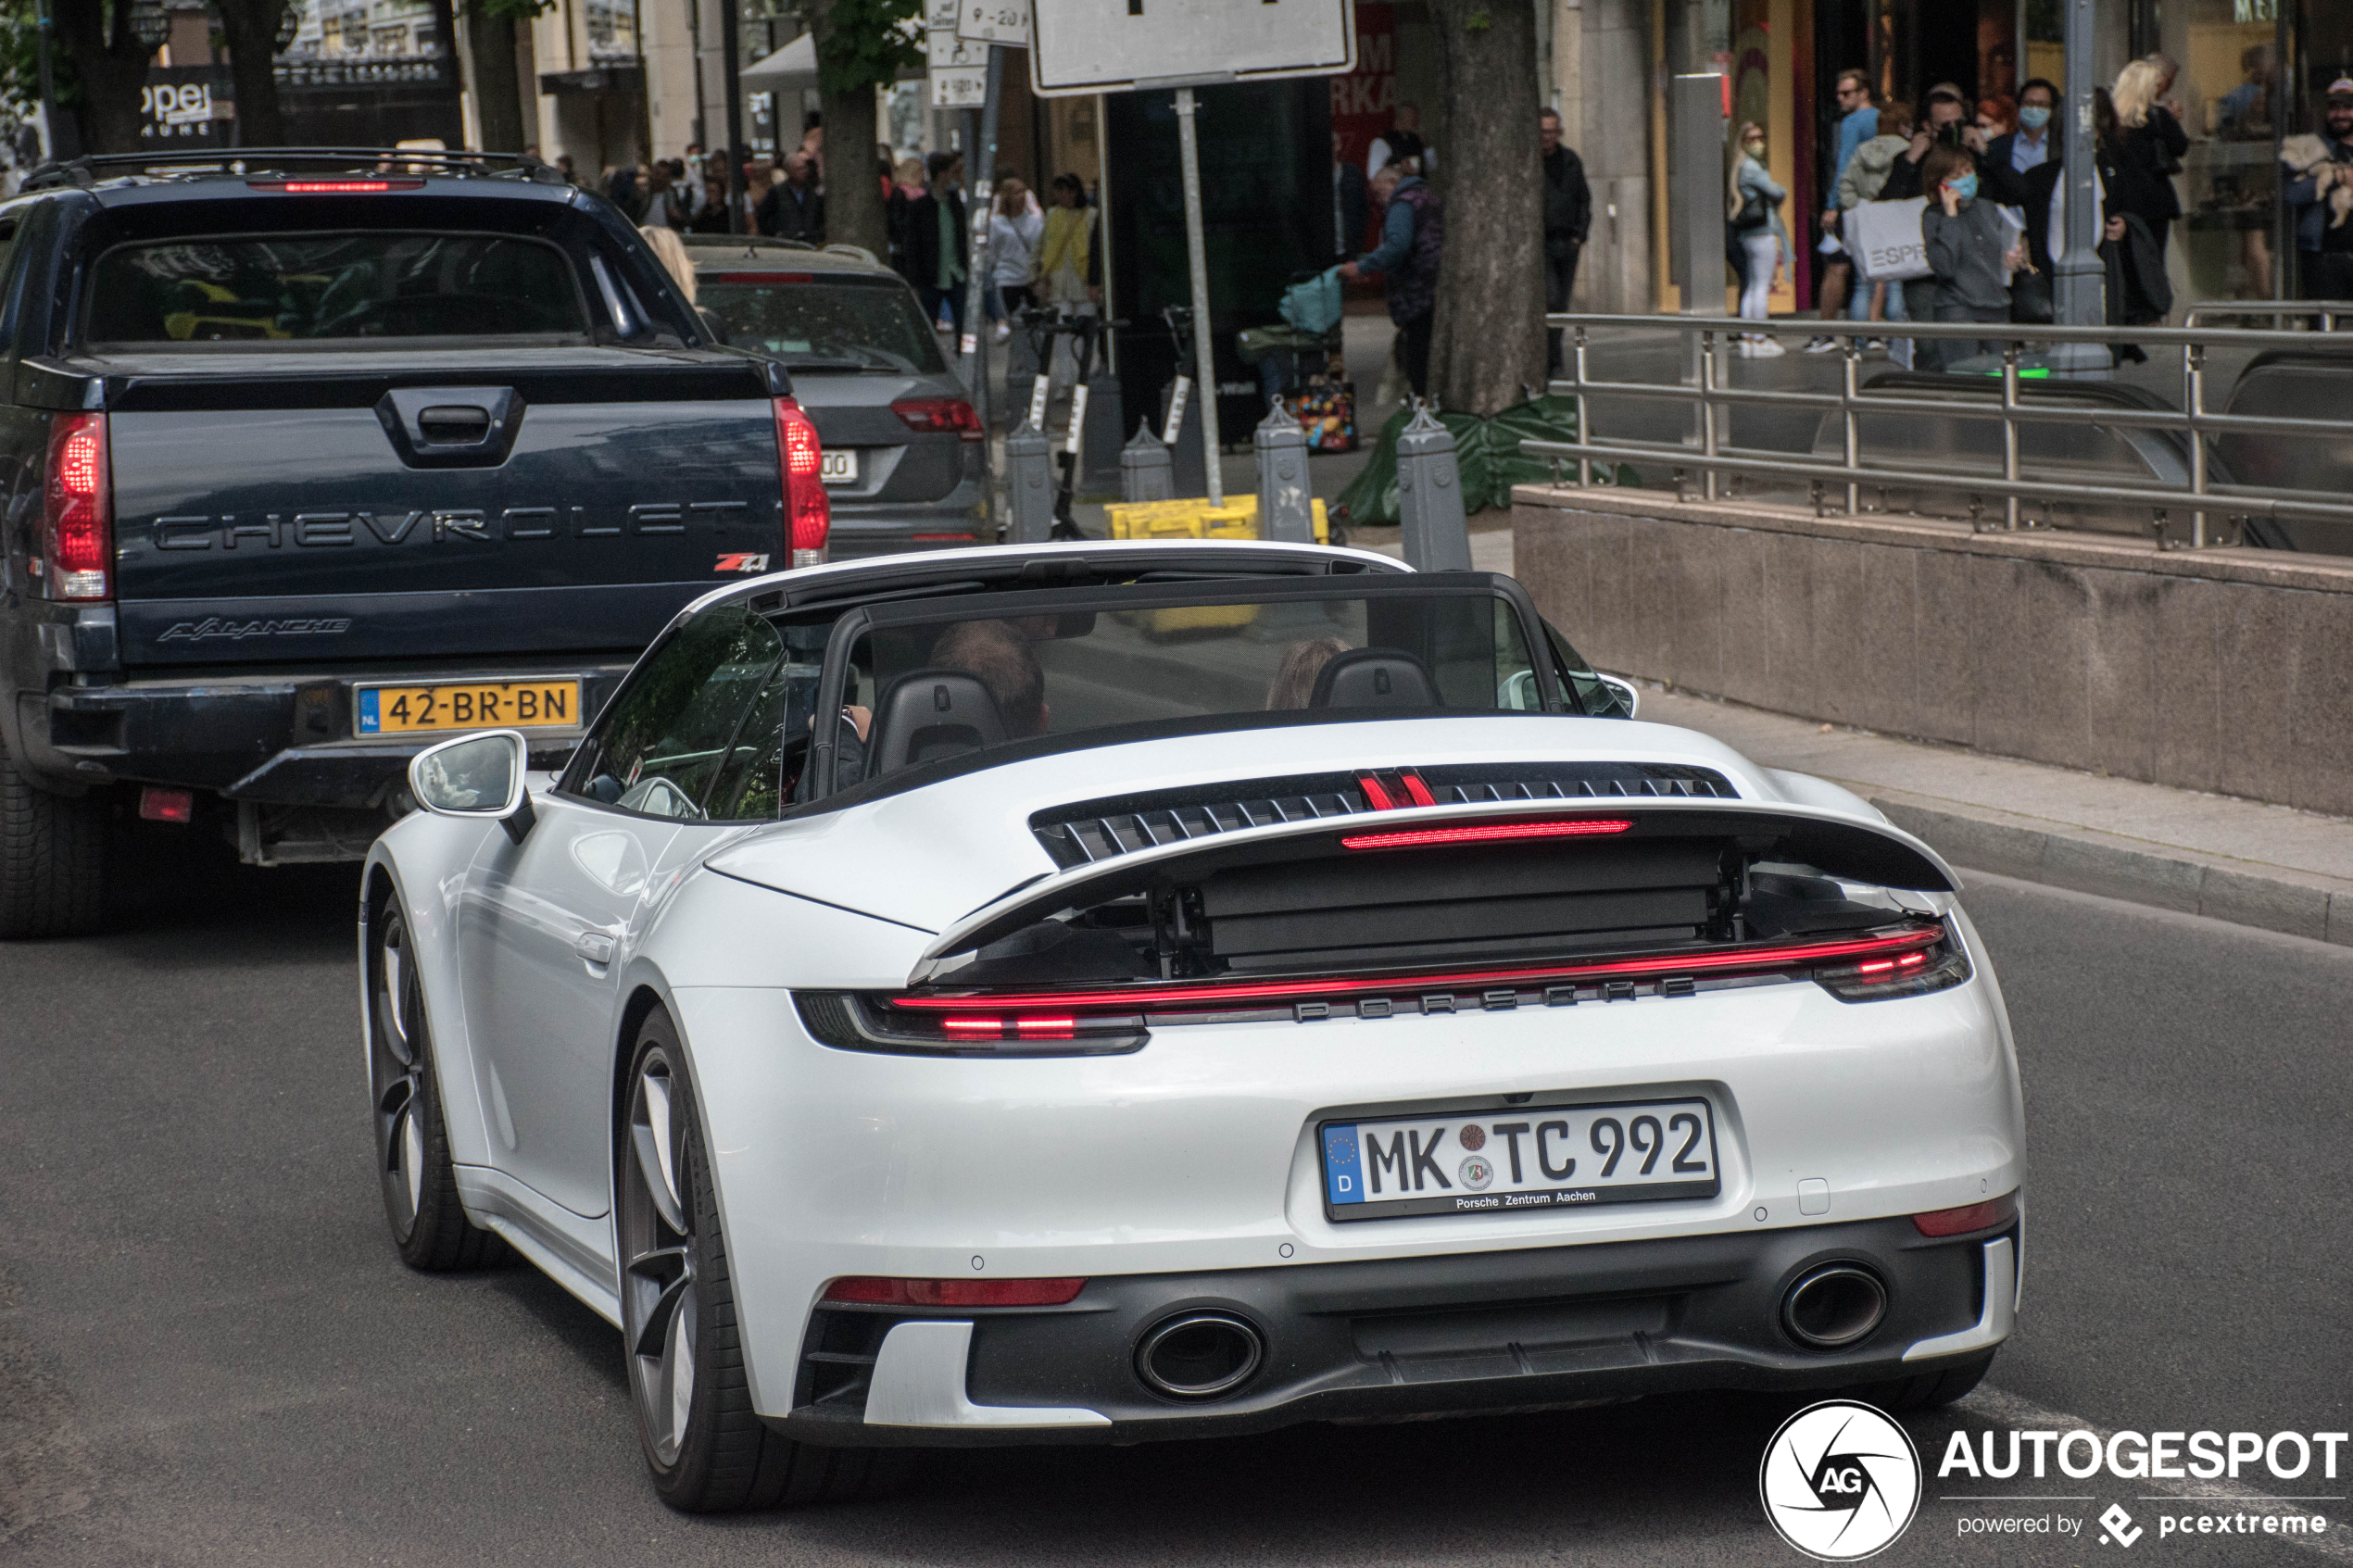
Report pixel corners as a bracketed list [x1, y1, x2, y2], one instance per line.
[1869, 792, 2353, 948]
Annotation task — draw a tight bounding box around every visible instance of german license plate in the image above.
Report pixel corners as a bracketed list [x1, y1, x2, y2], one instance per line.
[354, 679, 582, 735]
[1320, 1098, 1720, 1222]
[821, 449, 857, 484]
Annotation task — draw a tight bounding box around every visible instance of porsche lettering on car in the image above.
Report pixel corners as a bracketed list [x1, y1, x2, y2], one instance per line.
[359, 540, 2025, 1512]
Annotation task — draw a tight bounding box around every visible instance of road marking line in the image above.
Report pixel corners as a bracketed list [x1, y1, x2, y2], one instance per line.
[1954, 1385, 2353, 1562]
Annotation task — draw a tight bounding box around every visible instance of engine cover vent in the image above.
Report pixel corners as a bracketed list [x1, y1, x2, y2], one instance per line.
[1031, 763, 1738, 869]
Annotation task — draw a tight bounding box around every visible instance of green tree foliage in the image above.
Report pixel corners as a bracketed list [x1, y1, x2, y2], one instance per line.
[804, 0, 922, 94]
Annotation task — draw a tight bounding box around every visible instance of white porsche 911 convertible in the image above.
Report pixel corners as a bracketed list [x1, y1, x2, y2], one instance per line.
[361, 539, 2023, 1512]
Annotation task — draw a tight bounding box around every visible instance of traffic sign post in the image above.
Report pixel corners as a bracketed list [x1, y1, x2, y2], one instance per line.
[1171, 88, 1223, 503]
[1027, 0, 1353, 510]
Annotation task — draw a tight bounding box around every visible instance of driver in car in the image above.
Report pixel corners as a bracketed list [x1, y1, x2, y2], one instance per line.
[828, 619, 1050, 784]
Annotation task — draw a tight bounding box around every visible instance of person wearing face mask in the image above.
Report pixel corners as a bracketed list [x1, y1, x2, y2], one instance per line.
[1982, 79, 2062, 321]
[1919, 143, 2021, 370]
[1728, 122, 1788, 356]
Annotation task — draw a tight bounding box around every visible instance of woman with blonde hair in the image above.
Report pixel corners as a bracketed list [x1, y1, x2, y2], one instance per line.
[639, 225, 697, 306]
[2110, 56, 2188, 271]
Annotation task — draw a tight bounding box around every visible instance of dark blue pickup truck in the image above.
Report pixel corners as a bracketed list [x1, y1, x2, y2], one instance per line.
[0, 150, 832, 935]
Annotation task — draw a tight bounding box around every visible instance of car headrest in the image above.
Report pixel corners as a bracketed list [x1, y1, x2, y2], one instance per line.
[867, 669, 1009, 774]
[1308, 646, 1441, 709]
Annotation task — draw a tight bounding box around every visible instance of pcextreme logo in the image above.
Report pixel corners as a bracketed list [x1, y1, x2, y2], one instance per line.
[1760, 1400, 1923, 1561]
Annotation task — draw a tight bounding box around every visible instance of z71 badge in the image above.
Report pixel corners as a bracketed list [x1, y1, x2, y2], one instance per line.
[715, 553, 771, 573]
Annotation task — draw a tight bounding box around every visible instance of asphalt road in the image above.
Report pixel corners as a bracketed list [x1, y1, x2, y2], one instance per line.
[3, 845, 2347, 1567]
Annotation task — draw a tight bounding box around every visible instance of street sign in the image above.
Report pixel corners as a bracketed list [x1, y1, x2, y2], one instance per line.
[1028, 0, 1353, 97]
[930, 64, 988, 107]
[926, 26, 988, 69]
[925, 0, 960, 25]
[956, 0, 1031, 47]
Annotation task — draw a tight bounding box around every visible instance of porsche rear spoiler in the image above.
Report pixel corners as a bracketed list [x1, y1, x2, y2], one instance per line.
[911, 796, 1958, 984]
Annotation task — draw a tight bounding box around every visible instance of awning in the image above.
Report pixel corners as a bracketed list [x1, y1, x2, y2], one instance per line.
[740, 32, 927, 92]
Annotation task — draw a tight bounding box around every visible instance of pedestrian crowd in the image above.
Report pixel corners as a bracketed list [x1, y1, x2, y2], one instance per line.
[537, 114, 1103, 341]
[1774, 57, 2353, 363]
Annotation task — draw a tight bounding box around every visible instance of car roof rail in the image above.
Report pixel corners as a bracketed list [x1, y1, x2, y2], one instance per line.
[19, 146, 562, 194]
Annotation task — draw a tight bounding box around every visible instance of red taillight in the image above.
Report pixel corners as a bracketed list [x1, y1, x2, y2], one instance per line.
[940, 1014, 1079, 1039]
[821, 1276, 1087, 1307]
[1340, 817, 1633, 851]
[41, 412, 111, 601]
[246, 180, 423, 193]
[892, 396, 985, 441]
[1912, 1191, 2019, 1237]
[138, 787, 194, 824]
[773, 397, 830, 567]
[890, 925, 1948, 1014]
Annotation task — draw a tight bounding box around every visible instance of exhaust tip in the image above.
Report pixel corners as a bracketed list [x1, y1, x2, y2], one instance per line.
[1781, 1264, 1889, 1349]
[1135, 1312, 1264, 1399]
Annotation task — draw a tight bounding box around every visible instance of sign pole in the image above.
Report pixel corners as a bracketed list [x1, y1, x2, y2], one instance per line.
[959, 46, 1006, 416]
[1172, 86, 1223, 506]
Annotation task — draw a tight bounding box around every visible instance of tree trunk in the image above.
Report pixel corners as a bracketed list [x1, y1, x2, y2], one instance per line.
[215, 0, 290, 149]
[463, 0, 528, 153]
[54, 3, 152, 155]
[1426, 0, 1544, 416]
[818, 82, 883, 257]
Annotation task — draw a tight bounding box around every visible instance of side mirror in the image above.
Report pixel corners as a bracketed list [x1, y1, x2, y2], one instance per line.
[1597, 673, 1640, 720]
[409, 729, 536, 844]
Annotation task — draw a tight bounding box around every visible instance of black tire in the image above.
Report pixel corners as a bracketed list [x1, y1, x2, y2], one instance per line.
[620, 1008, 907, 1512]
[0, 730, 109, 938]
[369, 897, 501, 1271]
[1838, 1348, 1996, 1414]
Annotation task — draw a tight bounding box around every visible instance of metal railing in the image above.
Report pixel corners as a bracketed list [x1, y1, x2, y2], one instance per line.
[2183, 299, 2353, 331]
[1529, 313, 2353, 548]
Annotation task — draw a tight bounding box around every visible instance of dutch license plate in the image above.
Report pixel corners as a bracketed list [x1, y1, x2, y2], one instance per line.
[821, 449, 857, 485]
[1320, 1098, 1720, 1222]
[354, 679, 582, 736]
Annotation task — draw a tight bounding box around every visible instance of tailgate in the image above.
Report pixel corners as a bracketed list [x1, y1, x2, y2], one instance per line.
[97, 348, 783, 667]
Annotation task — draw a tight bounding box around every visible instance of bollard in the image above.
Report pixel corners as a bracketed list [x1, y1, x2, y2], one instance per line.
[1006, 421, 1056, 545]
[1120, 421, 1174, 503]
[1252, 397, 1315, 545]
[1395, 402, 1473, 571]
[1081, 371, 1126, 497]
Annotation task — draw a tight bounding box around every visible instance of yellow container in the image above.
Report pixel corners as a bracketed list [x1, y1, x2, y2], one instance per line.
[1102, 496, 1332, 633]
[1102, 494, 1330, 545]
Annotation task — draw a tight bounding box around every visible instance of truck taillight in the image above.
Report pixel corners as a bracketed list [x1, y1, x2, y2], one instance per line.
[774, 397, 830, 568]
[40, 412, 111, 601]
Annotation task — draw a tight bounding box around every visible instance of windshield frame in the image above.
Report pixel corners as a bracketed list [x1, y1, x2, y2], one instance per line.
[795, 571, 1581, 810]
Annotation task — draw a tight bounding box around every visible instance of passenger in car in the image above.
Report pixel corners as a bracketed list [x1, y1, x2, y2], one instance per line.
[929, 620, 1050, 736]
[1265, 636, 1350, 709]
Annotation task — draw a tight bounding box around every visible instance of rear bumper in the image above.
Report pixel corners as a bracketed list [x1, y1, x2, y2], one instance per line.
[775, 1214, 2020, 1448]
[824, 477, 991, 559]
[8, 662, 632, 804]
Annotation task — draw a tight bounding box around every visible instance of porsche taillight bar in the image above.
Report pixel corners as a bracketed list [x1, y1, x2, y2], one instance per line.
[890, 924, 1947, 1016]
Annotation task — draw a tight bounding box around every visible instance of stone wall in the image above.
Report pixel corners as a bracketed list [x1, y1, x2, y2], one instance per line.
[1512, 484, 2353, 820]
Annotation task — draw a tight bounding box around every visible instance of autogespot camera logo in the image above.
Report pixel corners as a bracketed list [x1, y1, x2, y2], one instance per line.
[1760, 1400, 1924, 1561]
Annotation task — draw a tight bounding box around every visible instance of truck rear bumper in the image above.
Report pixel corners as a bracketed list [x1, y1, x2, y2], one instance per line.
[11, 663, 631, 805]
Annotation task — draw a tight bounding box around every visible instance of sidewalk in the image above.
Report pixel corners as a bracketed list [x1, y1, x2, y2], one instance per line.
[1366, 533, 2353, 944]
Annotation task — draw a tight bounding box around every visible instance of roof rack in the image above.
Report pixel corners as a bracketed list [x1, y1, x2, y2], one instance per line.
[20, 146, 563, 194]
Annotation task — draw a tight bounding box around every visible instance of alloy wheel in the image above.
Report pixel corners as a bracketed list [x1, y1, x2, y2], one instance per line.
[369, 907, 428, 1240]
[621, 1048, 698, 1467]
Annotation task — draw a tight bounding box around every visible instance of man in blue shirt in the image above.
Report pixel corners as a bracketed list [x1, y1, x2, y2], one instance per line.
[1807, 69, 1881, 350]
